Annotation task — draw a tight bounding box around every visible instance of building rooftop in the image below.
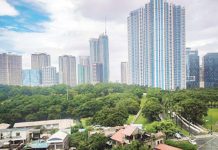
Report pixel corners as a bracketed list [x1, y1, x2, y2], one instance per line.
[14, 119, 75, 130]
[111, 129, 125, 144]
[25, 140, 49, 149]
[123, 125, 137, 136]
[0, 124, 10, 130]
[47, 131, 68, 143]
[155, 144, 182, 150]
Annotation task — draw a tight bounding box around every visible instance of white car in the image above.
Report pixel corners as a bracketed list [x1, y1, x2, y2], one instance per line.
[175, 133, 182, 139]
[189, 139, 197, 145]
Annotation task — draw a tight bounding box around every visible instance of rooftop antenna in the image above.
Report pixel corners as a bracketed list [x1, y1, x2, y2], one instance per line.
[104, 16, 107, 35]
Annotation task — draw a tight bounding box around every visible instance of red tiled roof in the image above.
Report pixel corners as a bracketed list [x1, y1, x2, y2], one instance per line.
[156, 144, 182, 150]
[123, 125, 137, 136]
[111, 129, 125, 144]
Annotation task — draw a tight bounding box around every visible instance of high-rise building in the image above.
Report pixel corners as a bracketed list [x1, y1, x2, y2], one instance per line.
[200, 65, 204, 88]
[121, 62, 129, 84]
[41, 66, 57, 86]
[78, 56, 91, 84]
[59, 55, 77, 87]
[186, 48, 200, 88]
[92, 63, 103, 84]
[90, 33, 109, 83]
[31, 53, 51, 70]
[0, 53, 22, 85]
[128, 0, 186, 90]
[22, 69, 41, 86]
[203, 53, 218, 88]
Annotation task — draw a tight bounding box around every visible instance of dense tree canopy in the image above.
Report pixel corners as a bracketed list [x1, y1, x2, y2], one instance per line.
[0, 83, 145, 125]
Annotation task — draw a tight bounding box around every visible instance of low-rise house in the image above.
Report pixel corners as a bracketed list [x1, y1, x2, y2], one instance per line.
[47, 131, 69, 150]
[111, 125, 142, 146]
[14, 119, 76, 133]
[0, 123, 10, 130]
[155, 144, 182, 150]
[0, 128, 40, 149]
[145, 131, 166, 149]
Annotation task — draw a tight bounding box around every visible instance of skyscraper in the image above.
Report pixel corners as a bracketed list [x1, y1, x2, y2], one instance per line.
[203, 53, 218, 88]
[78, 56, 91, 84]
[41, 66, 57, 86]
[186, 48, 200, 88]
[0, 53, 22, 85]
[92, 63, 103, 84]
[90, 33, 109, 83]
[128, 0, 186, 90]
[22, 69, 41, 86]
[59, 55, 77, 87]
[31, 53, 51, 70]
[121, 62, 129, 84]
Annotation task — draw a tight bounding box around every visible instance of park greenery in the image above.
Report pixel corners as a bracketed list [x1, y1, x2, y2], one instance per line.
[0, 84, 218, 128]
[1, 84, 218, 149]
[0, 83, 144, 125]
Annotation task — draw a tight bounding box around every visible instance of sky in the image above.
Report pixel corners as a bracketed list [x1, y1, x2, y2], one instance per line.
[0, 0, 218, 82]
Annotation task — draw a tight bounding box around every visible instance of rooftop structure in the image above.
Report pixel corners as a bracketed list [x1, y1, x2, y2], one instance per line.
[155, 144, 182, 150]
[14, 119, 76, 130]
[0, 123, 10, 130]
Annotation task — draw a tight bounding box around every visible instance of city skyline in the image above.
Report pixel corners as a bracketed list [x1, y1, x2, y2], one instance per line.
[0, 0, 218, 82]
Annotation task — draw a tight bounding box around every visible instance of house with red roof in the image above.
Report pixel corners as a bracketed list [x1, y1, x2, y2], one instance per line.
[110, 125, 142, 146]
[155, 144, 182, 150]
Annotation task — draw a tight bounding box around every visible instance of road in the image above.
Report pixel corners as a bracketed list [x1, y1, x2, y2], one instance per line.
[196, 133, 218, 150]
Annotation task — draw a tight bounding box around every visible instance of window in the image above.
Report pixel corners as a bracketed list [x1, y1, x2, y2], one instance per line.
[16, 132, 20, 137]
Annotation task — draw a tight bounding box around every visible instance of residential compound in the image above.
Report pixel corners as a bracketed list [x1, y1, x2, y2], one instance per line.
[0, 53, 22, 85]
[59, 55, 77, 87]
[186, 48, 200, 88]
[90, 33, 109, 84]
[128, 0, 186, 90]
[203, 53, 218, 88]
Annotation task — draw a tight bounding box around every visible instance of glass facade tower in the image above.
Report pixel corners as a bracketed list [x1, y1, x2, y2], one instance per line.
[128, 0, 186, 90]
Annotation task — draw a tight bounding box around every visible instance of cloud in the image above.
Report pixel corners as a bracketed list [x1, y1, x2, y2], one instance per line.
[0, 0, 19, 16]
[0, 0, 218, 82]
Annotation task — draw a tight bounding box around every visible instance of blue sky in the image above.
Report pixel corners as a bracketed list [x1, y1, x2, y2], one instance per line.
[0, 0, 50, 32]
[0, 0, 218, 81]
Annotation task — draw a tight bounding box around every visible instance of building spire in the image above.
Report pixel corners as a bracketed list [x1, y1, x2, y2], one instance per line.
[104, 17, 107, 35]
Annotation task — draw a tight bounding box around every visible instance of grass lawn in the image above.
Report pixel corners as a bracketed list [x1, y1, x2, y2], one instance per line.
[135, 113, 148, 126]
[81, 117, 92, 128]
[126, 115, 135, 124]
[204, 108, 218, 132]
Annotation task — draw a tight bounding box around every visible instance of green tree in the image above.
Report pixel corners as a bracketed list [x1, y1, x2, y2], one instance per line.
[142, 97, 163, 122]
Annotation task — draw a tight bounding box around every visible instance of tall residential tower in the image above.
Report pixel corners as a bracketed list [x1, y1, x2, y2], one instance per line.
[128, 0, 186, 90]
[0, 53, 22, 86]
[31, 53, 51, 70]
[59, 55, 77, 87]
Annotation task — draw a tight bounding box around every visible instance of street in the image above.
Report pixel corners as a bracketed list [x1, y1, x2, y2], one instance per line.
[196, 133, 218, 150]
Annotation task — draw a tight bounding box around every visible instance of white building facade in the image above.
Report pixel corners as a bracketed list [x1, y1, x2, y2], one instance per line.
[128, 0, 186, 90]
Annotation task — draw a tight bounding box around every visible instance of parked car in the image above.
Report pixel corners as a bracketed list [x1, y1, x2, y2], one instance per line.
[189, 139, 197, 145]
[175, 133, 182, 139]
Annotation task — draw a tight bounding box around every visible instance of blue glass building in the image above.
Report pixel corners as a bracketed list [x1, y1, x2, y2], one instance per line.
[128, 0, 186, 90]
[186, 48, 200, 88]
[22, 69, 41, 86]
[90, 33, 109, 83]
[203, 53, 218, 88]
